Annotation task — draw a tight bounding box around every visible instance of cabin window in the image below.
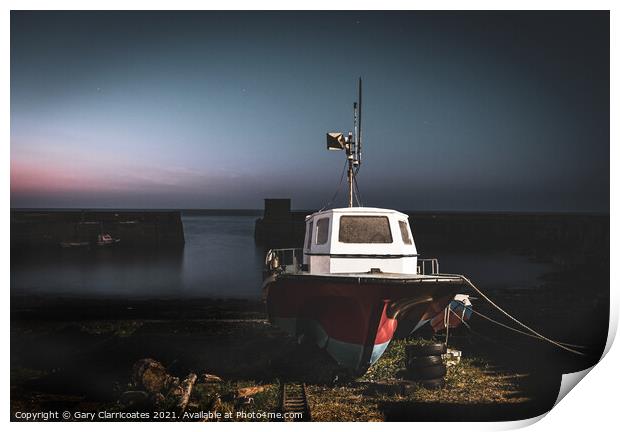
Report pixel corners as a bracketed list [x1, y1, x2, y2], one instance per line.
[339, 216, 393, 243]
[399, 220, 412, 245]
[306, 221, 313, 249]
[316, 218, 330, 245]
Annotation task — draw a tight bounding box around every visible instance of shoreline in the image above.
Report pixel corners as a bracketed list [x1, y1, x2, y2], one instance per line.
[11, 296, 266, 321]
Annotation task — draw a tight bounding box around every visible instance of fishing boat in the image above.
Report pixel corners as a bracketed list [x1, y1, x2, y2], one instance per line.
[96, 233, 120, 246]
[262, 79, 469, 374]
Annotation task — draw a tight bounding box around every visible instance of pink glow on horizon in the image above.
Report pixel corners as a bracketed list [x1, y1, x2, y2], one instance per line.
[10, 160, 119, 194]
[11, 158, 216, 198]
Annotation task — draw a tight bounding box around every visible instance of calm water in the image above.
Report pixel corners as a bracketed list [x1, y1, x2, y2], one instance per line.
[10, 214, 555, 299]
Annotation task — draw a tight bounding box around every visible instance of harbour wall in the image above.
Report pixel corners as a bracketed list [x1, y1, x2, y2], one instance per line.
[254, 201, 608, 265]
[11, 210, 185, 251]
[409, 212, 608, 264]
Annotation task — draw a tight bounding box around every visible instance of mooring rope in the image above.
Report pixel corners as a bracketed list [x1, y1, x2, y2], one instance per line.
[440, 273, 586, 356]
[464, 306, 587, 349]
[447, 308, 522, 354]
[447, 307, 585, 356]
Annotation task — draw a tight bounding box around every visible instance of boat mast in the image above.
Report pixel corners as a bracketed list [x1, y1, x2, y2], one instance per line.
[349, 100, 357, 207]
[349, 78, 362, 207]
[327, 78, 363, 208]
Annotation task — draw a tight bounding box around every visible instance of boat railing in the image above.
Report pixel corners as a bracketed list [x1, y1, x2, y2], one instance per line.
[265, 248, 304, 274]
[418, 258, 440, 275]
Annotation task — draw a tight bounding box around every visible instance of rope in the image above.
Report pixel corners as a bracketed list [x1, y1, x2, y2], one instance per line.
[447, 308, 522, 354]
[440, 273, 586, 356]
[465, 306, 587, 349]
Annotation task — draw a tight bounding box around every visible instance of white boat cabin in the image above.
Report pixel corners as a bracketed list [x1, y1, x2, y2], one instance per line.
[302, 207, 418, 274]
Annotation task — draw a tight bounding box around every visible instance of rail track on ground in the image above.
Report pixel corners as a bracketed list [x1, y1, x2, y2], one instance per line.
[279, 382, 311, 421]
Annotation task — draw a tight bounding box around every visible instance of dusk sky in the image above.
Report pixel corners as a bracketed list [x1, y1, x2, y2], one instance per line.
[11, 11, 609, 211]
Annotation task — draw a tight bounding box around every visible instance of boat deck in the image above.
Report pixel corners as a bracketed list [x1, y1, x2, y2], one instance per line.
[278, 271, 466, 284]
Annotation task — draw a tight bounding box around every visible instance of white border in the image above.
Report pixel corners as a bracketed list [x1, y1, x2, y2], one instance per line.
[4, 2, 616, 431]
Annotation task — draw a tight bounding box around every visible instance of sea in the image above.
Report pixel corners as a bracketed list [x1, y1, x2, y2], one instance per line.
[10, 212, 558, 300]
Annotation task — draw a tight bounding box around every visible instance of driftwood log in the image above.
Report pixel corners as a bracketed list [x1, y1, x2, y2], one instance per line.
[170, 373, 198, 415]
[202, 373, 223, 383]
[128, 359, 220, 415]
[236, 386, 265, 398]
[132, 358, 179, 394]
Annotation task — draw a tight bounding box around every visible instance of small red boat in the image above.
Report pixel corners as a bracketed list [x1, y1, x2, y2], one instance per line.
[96, 233, 120, 247]
[262, 79, 469, 374]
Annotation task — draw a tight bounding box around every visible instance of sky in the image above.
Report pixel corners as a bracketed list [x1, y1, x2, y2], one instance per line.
[10, 11, 609, 212]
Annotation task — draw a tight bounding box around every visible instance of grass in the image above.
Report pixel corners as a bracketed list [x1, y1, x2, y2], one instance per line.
[307, 337, 527, 421]
[11, 317, 530, 422]
[184, 380, 281, 422]
[180, 336, 528, 422]
[78, 320, 144, 337]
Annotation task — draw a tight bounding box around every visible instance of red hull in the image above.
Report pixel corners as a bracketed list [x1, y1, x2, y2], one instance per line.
[265, 273, 465, 373]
